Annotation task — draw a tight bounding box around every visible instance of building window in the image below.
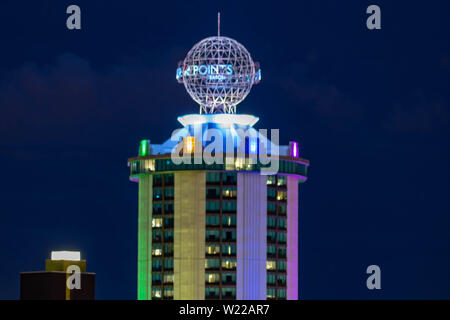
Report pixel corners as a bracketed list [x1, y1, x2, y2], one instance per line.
[278, 204, 287, 215]
[206, 172, 221, 184]
[277, 275, 286, 286]
[267, 217, 276, 228]
[267, 288, 276, 299]
[222, 259, 237, 270]
[206, 201, 220, 213]
[152, 259, 162, 271]
[222, 230, 236, 242]
[164, 217, 174, 228]
[277, 261, 287, 271]
[205, 259, 220, 270]
[277, 289, 287, 299]
[267, 175, 276, 186]
[266, 261, 276, 271]
[206, 230, 220, 242]
[206, 187, 220, 199]
[221, 244, 236, 256]
[164, 288, 174, 298]
[267, 245, 276, 257]
[267, 274, 276, 285]
[152, 273, 162, 285]
[153, 188, 163, 200]
[206, 273, 219, 284]
[222, 187, 236, 198]
[277, 191, 287, 201]
[164, 203, 174, 214]
[152, 218, 163, 228]
[152, 231, 162, 242]
[164, 259, 173, 271]
[267, 231, 276, 243]
[164, 173, 174, 186]
[278, 218, 287, 229]
[278, 247, 286, 258]
[164, 231, 174, 242]
[164, 188, 174, 200]
[267, 189, 277, 200]
[222, 215, 236, 227]
[205, 287, 219, 298]
[222, 288, 236, 298]
[222, 201, 236, 213]
[206, 215, 220, 226]
[164, 244, 173, 256]
[222, 172, 237, 185]
[152, 288, 162, 299]
[163, 274, 174, 284]
[222, 273, 236, 284]
[152, 245, 162, 256]
[153, 174, 162, 186]
[206, 245, 220, 255]
[277, 232, 287, 244]
[153, 203, 162, 215]
[267, 203, 277, 214]
[277, 176, 287, 187]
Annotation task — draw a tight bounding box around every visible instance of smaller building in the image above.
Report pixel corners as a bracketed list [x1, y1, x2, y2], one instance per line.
[20, 251, 95, 300]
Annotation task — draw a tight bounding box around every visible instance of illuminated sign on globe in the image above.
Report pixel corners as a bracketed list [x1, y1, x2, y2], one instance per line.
[176, 36, 261, 114]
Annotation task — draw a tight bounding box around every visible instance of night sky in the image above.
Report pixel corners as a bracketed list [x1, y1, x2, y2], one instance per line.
[0, 0, 449, 299]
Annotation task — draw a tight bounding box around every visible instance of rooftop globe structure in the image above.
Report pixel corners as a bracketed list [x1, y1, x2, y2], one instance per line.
[176, 15, 261, 114]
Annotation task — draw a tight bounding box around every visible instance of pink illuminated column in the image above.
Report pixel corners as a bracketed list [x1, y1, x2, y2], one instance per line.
[287, 175, 299, 300]
[236, 172, 267, 300]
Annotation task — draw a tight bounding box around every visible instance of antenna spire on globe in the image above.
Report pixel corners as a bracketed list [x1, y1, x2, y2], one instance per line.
[176, 13, 261, 114]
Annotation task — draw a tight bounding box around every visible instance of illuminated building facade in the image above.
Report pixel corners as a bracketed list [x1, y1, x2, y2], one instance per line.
[128, 20, 309, 300]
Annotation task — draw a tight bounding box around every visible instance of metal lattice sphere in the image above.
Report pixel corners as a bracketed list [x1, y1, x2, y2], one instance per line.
[176, 36, 261, 114]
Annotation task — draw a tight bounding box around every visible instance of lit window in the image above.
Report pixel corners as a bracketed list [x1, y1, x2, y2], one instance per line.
[277, 191, 286, 201]
[152, 218, 163, 228]
[152, 289, 162, 298]
[152, 247, 162, 256]
[277, 176, 286, 186]
[164, 274, 174, 284]
[266, 261, 276, 270]
[222, 259, 237, 269]
[164, 288, 174, 297]
[206, 245, 220, 255]
[184, 136, 195, 154]
[206, 273, 219, 283]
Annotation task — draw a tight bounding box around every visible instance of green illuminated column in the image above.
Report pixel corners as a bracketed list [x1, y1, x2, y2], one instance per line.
[174, 171, 206, 300]
[138, 175, 153, 300]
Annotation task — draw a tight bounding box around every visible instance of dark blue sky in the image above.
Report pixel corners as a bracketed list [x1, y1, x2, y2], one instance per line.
[0, 0, 449, 299]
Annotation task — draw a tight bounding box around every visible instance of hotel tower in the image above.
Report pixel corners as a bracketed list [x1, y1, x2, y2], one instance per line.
[128, 19, 309, 300]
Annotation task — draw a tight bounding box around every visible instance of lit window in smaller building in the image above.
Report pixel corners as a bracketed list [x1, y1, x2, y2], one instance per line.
[152, 218, 163, 228]
[266, 261, 276, 270]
